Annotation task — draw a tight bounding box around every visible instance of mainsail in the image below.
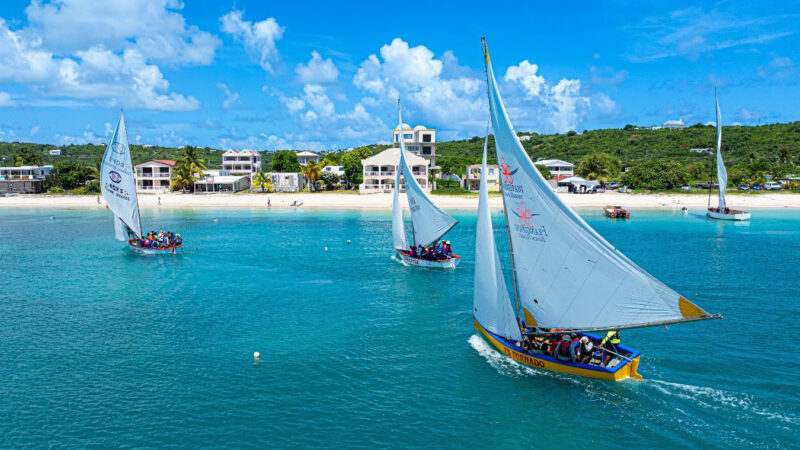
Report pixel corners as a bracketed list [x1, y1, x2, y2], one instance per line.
[474, 134, 522, 341]
[715, 90, 727, 210]
[392, 163, 408, 251]
[101, 112, 142, 239]
[396, 102, 457, 246]
[482, 39, 716, 331]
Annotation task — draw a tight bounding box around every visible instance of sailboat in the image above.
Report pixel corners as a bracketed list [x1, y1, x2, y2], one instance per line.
[474, 39, 721, 381]
[707, 90, 751, 221]
[100, 112, 183, 255]
[392, 101, 460, 268]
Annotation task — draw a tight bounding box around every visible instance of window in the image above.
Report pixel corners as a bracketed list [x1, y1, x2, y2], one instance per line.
[489, 168, 495, 175]
[404, 133, 413, 139]
[422, 134, 432, 143]
[422, 146, 431, 155]
[395, 134, 399, 142]
[407, 145, 419, 151]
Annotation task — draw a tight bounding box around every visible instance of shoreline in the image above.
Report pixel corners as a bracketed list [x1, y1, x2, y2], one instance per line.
[1, 191, 798, 210]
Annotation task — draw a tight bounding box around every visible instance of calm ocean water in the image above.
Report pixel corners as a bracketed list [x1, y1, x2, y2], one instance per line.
[1, 206, 798, 448]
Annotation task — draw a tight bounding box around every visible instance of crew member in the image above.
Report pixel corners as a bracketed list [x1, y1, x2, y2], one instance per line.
[601, 330, 621, 366]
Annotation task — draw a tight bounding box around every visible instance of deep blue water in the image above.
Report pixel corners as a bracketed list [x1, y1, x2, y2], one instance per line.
[1, 207, 798, 448]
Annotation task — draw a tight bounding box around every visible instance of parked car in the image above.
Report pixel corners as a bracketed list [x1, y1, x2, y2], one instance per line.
[680, 185, 692, 191]
[764, 181, 783, 190]
[737, 184, 750, 190]
[695, 181, 719, 189]
[604, 181, 619, 190]
[750, 184, 763, 191]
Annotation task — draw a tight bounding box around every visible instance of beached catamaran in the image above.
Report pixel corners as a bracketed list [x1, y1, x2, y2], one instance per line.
[474, 39, 721, 381]
[392, 102, 460, 268]
[707, 91, 751, 221]
[101, 112, 182, 255]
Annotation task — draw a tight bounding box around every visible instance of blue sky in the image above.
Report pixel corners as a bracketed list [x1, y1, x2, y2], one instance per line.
[0, 0, 798, 150]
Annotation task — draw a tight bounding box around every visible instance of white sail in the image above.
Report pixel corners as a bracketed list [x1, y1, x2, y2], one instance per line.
[474, 134, 522, 341]
[396, 103, 457, 246]
[113, 215, 129, 242]
[101, 112, 142, 238]
[483, 40, 712, 330]
[715, 91, 727, 210]
[392, 164, 408, 251]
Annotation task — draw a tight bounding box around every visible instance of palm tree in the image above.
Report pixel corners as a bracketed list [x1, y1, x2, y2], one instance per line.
[252, 170, 274, 193]
[181, 146, 207, 176]
[301, 162, 322, 192]
[171, 161, 196, 193]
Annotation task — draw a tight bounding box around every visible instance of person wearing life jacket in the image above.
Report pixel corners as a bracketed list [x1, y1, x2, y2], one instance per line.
[553, 335, 572, 362]
[577, 336, 594, 364]
[569, 334, 582, 362]
[601, 330, 621, 366]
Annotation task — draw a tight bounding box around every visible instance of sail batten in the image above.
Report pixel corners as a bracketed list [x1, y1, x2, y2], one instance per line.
[396, 102, 457, 246]
[101, 112, 141, 239]
[482, 39, 716, 330]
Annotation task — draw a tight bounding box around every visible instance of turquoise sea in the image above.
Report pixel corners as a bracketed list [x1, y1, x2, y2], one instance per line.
[1, 206, 798, 448]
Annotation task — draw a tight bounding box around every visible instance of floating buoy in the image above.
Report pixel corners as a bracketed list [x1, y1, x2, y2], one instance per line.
[253, 351, 260, 360]
[213, 218, 218, 222]
[324, 247, 328, 251]
[346, 240, 351, 244]
[51, 216, 56, 220]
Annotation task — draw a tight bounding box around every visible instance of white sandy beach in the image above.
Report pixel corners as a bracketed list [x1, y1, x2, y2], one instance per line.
[1, 191, 798, 210]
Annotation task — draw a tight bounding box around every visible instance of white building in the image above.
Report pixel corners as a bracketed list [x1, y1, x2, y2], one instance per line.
[134, 159, 176, 192]
[463, 164, 500, 192]
[322, 165, 344, 177]
[534, 159, 575, 181]
[0, 165, 53, 193]
[663, 119, 686, 129]
[689, 148, 713, 154]
[270, 172, 306, 192]
[392, 124, 437, 170]
[360, 148, 430, 194]
[49, 149, 62, 156]
[222, 150, 261, 178]
[559, 176, 601, 193]
[194, 175, 251, 193]
[296, 151, 321, 166]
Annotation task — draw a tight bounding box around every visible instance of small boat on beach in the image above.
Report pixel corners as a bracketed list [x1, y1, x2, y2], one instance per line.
[392, 101, 460, 269]
[474, 38, 720, 382]
[603, 205, 630, 219]
[707, 91, 750, 221]
[101, 112, 182, 255]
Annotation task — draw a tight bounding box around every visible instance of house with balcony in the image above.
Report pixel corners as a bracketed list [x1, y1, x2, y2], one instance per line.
[392, 124, 437, 171]
[222, 150, 261, 178]
[270, 172, 306, 192]
[134, 160, 176, 193]
[194, 175, 251, 193]
[463, 164, 500, 192]
[296, 151, 321, 166]
[0, 165, 53, 193]
[360, 148, 430, 194]
[534, 159, 575, 181]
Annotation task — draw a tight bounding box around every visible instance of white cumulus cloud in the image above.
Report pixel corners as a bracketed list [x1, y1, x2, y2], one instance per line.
[220, 9, 284, 75]
[295, 51, 339, 84]
[218, 83, 241, 109]
[0, 91, 16, 107]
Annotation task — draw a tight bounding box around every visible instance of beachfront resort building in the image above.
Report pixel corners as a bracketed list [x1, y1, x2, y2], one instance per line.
[393, 124, 437, 170]
[296, 151, 321, 166]
[663, 119, 686, 130]
[534, 159, 575, 181]
[134, 160, 176, 193]
[270, 172, 306, 192]
[222, 150, 261, 178]
[463, 164, 500, 192]
[360, 148, 430, 194]
[194, 175, 251, 193]
[0, 165, 53, 193]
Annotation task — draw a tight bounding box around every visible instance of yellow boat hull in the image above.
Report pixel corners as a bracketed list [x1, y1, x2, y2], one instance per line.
[474, 318, 642, 382]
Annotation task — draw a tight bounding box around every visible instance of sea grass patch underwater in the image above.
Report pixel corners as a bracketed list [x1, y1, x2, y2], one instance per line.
[1, 208, 798, 447]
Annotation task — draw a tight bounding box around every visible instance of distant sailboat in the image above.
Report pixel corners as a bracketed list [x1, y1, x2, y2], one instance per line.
[101, 112, 182, 255]
[392, 101, 460, 268]
[474, 39, 721, 381]
[707, 90, 751, 221]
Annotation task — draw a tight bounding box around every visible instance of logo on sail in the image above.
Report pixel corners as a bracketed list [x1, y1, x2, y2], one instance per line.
[499, 157, 518, 184]
[111, 142, 126, 154]
[109, 171, 122, 183]
[511, 201, 538, 228]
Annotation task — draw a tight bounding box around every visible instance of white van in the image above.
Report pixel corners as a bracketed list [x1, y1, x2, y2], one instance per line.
[764, 181, 783, 190]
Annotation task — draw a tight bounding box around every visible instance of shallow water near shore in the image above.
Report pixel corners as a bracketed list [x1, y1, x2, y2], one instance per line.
[1, 207, 799, 447]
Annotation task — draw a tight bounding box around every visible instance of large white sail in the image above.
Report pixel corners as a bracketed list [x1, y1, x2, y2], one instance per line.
[474, 134, 522, 341]
[113, 215, 129, 241]
[396, 103, 457, 246]
[483, 40, 713, 330]
[392, 164, 408, 251]
[101, 112, 142, 238]
[715, 91, 727, 210]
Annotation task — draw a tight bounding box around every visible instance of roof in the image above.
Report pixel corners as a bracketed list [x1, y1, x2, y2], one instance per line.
[535, 159, 574, 168]
[1, 165, 53, 170]
[223, 149, 259, 156]
[560, 176, 599, 186]
[134, 159, 176, 167]
[296, 151, 320, 157]
[361, 148, 430, 166]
